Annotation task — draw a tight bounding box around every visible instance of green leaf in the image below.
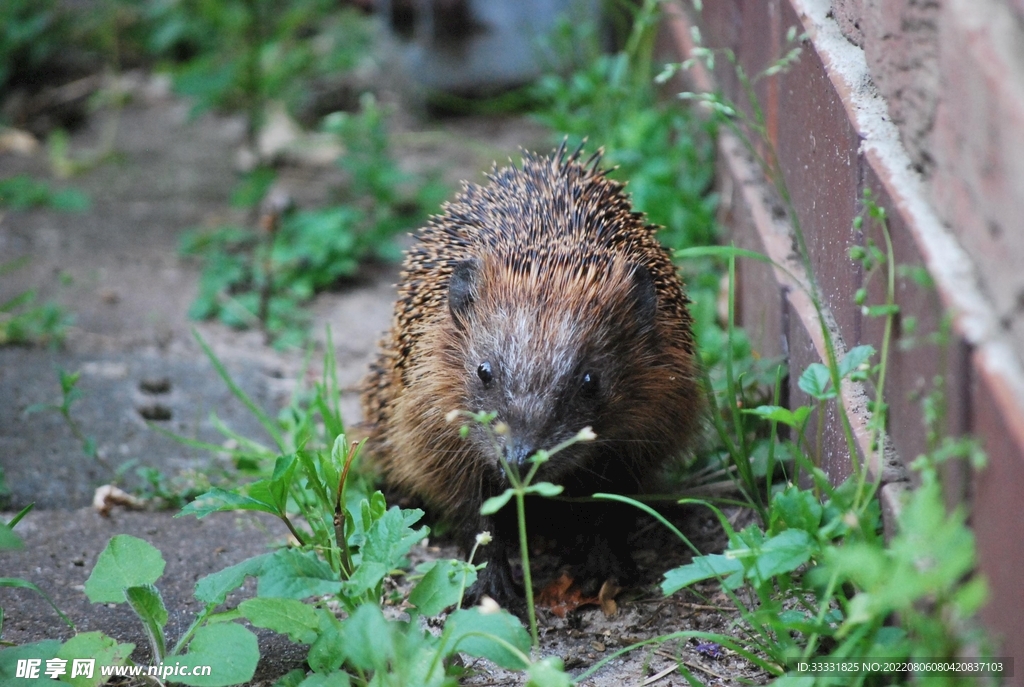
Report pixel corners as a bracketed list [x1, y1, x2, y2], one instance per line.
[57, 632, 134, 687]
[50, 188, 90, 212]
[742, 405, 810, 428]
[443, 607, 531, 670]
[0, 578, 74, 629]
[865, 304, 899, 318]
[298, 672, 351, 687]
[193, 329, 286, 452]
[749, 529, 814, 585]
[662, 554, 745, 595]
[770, 485, 824, 534]
[357, 506, 428, 580]
[274, 669, 308, 687]
[307, 624, 346, 674]
[230, 167, 277, 209]
[125, 584, 168, 661]
[84, 535, 166, 603]
[674, 245, 775, 265]
[170, 623, 259, 687]
[408, 559, 477, 616]
[526, 656, 572, 687]
[798, 363, 835, 400]
[525, 482, 564, 497]
[480, 489, 514, 515]
[838, 345, 875, 379]
[339, 603, 392, 671]
[0, 640, 62, 686]
[239, 597, 320, 645]
[342, 560, 387, 599]
[257, 549, 343, 599]
[0, 523, 22, 550]
[177, 486, 281, 519]
[6, 503, 33, 530]
[194, 553, 273, 605]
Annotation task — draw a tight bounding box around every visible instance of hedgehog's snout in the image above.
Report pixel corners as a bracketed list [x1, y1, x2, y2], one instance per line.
[502, 438, 535, 472]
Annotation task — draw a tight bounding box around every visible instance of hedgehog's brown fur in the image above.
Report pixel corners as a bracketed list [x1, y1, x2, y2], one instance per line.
[361, 143, 705, 608]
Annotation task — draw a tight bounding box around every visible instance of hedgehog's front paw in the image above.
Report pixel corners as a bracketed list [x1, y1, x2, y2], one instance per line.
[461, 555, 526, 618]
[572, 531, 640, 597]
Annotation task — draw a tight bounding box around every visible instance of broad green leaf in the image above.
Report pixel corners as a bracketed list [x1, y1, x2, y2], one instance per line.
[480, 489, 513, 515]
[257, 549, 342, 599]
[274, 669, 307, 687]
[299, 671, 351, 687]
[239, 597, 319, 645]
[661, 554, 745, 595]
[0, 640, 62, 687]
[340, 604, 392, 671]
[408, 559, 477, 616]
[246, 475, 291, 515]
[57, 632, 134, 687]
[798, 363, 834, 400]
[838, 345, 875, 379]
[0, 523, 22, 550]
[169, 623, 258, 687]
[85, 535, 166, 603]
[770, 486, 824, 535]
[744, 405, 811, 429]
[443, 607, 531, 670]
[525, 482, 563, 497]
[749, 529, 815, 585]
[177, 487, 280, 519]
[526, 656, 572, 687]
[194, 553, 273, 605]
[342, 561, 388, 598]
[307, 624, 346, 674]
[125, 584, 168, 660]
[359, 506, 428, 577]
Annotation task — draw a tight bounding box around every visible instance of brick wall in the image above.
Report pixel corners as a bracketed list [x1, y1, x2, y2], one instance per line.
[665, 0, 1024, 677]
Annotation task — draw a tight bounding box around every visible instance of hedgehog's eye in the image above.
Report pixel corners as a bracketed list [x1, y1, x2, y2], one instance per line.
[477, 361, 494, 386]
[580, 371, 600, 398]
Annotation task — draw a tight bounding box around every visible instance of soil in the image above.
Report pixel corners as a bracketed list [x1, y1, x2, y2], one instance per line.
[0, 76, 767, 686]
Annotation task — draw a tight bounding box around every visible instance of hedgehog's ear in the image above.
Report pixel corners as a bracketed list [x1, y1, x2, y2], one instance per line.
[630, 265, 658, 328]
[448, 258, 480, 329]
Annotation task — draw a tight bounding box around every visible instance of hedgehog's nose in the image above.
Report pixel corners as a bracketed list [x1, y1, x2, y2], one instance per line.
[503, 439, 536, 474]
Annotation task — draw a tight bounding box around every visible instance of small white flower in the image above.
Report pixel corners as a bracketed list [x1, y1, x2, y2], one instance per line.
[478, 596, 501, 614]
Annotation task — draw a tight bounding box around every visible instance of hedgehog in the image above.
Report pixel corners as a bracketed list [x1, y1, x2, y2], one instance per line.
[360, 142, 705, 609]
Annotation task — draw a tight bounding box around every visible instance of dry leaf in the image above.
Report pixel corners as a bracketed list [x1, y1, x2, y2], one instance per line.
[537, 572, 599, 618]
[92, 485, 145, 516]
[598, 578, 621, 617]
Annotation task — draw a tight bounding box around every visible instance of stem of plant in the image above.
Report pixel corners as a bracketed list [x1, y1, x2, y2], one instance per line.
[515, 488, 540, 649]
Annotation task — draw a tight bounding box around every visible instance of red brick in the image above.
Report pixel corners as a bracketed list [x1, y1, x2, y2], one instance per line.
[970, 359, 1024, 678]
[785, 295, 861, 485]
[859, 0, 939, 174]
[719, 160, 788, 362]
[932, 0, 1024, 355]
[832, 0, 865, 46]
[775, 0, 864, 351]
[860, 164, 971, 491]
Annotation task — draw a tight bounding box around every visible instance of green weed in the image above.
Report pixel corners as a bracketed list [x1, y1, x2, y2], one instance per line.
[180, 94, 446, 348]
[0, 175, 90, 212]
[0, 332, 574, 685]
[24, 368, 101, 466]
[634, 14, 995, 683]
